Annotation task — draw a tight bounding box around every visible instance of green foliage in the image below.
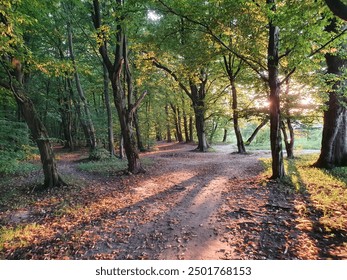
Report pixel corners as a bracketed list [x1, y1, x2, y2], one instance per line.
[88, 147, 112, 161]
[0, 119, 38, 174]
[78, 158, 128, 174]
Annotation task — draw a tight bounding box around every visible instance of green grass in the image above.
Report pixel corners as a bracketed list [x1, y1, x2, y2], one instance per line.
[262, 154, 347, 231]
[0, 223, 41, 252]
[0, 159, 39, 175]
[77, 157, 153, 175]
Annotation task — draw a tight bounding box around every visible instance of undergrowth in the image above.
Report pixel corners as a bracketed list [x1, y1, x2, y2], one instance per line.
[262, 154, 347, 232]
[77, 157, 153, 174]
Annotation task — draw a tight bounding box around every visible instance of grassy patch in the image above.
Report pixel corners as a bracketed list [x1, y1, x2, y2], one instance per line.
[0, 160, 40, 176]
[262, 154, 347, 232]
[0, 223, 41, 252]
[77, 157, 153, 175]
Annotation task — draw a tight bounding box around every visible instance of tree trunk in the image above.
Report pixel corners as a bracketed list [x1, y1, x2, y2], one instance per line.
[133, 90, 145, 151]
[281, 120, 294, 159]
[67, 22, 97, 151]
[324, 0, 347, 20]
[193, 101, 209, 151]
[209, 120, 218, 144]
[92, 0, 146, 174]
[14, 87, 65, 188]
[223, 55, 246, 153]
[267, 0, 285, 179]
[165, 103, 172, 142]
[170, 103, 184, 142]
[182, 105, 190, 142]
[231, 79, 246, 153]
[103, 62, 115, 157]
[245, 119, 268, 145]
[222, 128, 228, 142]
[189, 115, 194, 143]
[59, 94, 74, 151]
[314, 52, 347, 168]
[191, 79, 209, 152]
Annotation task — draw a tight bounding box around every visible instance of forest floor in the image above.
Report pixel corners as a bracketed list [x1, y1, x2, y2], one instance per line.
[0, 142, 346, 260]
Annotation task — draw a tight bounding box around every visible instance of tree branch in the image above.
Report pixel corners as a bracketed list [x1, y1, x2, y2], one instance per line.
[91, 0, 113, 71]
[151, 57, 193, 99]
[279, 67, 296, 85]
[309, 27, 347, 57]
[129, 90, 148, 116]
[157, 0, 268, 82]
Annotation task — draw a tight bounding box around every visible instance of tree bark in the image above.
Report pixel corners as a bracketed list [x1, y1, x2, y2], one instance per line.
[314, 50, 347, 168]
[133, 90, 145, 151]
[281, 120, 294, 159]
[223, 55, 246, 153]
[102, 62, 115, 156]
[165, 103, 172, 142]
[189, 115, 194, 143]
[191, 82, 209, 152]
[267, 0, 285, 179]
[59, 93, 74, 151]
[67, 22, 97, 151]
[182, 102, 191, 142]
[281, 78, 295, 159]
[170, 103, 184, 142]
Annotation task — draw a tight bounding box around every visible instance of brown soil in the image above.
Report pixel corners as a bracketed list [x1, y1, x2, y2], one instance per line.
[0, 142, 346, 260]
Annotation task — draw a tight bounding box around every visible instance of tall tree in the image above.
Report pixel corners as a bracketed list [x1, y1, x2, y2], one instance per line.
[67, 21, 97, 152]
[223, 54, 246, 154]
[92, 0, 147, 173]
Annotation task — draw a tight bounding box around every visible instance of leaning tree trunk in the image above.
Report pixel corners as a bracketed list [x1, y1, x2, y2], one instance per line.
[14, 87, 65, 188]
[245, 118, 268, 145]
[267, 0, 285, 179]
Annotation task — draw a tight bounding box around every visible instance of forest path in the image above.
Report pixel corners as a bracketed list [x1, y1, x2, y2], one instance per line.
[3, 142, 324, 260]
[77, 142, 267, 260]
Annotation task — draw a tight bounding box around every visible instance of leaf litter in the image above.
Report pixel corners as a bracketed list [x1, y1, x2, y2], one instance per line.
[0, 143, 346, 259]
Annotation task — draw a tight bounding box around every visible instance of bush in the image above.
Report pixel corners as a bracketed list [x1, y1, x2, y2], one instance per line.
[88, 147, 111, 161]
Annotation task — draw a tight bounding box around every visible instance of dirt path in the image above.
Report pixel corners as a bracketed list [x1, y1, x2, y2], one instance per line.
[3, 142, 344, 260]
[80, 142, 267, 260]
